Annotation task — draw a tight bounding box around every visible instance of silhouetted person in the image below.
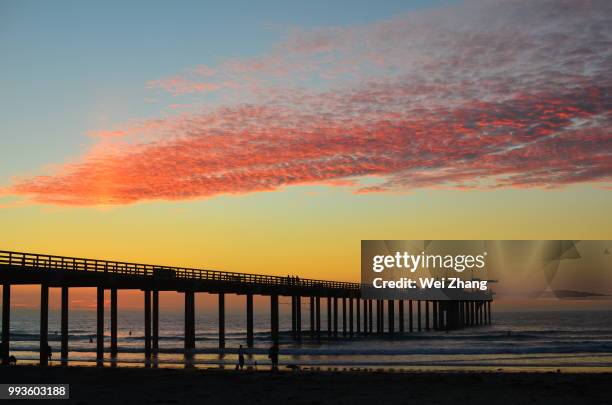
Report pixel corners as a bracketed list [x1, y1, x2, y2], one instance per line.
[47, 345, 52, 363]
[129, 330, 132, 336]
[8, 355, 16, 366]
[238, 345, 245, 370]
[268, 344, 279, 371]
[89, 336, 93, 344]
[1, 343, 6, 365]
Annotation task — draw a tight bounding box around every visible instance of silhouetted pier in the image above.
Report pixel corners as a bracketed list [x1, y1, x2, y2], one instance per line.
[0, 250, 493, 366]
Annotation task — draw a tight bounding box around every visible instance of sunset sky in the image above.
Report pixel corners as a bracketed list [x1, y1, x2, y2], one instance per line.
[0, 0, 610, 311]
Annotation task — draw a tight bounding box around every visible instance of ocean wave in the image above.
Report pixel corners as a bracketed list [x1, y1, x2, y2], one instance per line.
[7, 343, 612, 356]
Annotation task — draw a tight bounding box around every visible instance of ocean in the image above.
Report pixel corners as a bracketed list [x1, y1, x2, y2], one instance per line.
[4, 308, 612, 372]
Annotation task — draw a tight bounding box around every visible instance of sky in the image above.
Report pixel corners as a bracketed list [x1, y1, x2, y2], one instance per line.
[0, 0, 610, 311]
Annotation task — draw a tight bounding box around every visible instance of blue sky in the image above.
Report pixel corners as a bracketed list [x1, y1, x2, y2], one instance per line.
[0, 0, 450, 178]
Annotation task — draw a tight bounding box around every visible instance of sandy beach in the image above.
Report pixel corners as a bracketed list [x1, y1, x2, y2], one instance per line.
[0, 366, 610, 404]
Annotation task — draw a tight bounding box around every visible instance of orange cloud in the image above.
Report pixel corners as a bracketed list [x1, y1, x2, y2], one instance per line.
[4, 0, 612, 206]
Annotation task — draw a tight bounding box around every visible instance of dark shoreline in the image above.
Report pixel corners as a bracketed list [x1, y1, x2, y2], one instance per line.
[1, 366, 610, 404]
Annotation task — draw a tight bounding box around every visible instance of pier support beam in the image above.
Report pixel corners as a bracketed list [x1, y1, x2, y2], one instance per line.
[218, 293, 225, 349]
[409, 300, 414, 333]
[61, 286, 68, 365]
[368, 299, 373, 334]
[144, 290, 152, 360]
[246, 294, 254, 348]
[432, 301, 438, 330]
[470, 302, 474, 326]
[2, 284, 10, 365]
[377, 300, 384, 334]
[40, 284, 49, 366]
[471, 301, 476, 326]
[399, 300, 404, 333]
[349, 298, 354, 337]
[96, 286, 104, 366]
[376, 300, 381, 334]
[270, 294, 279, 347]
[356, 298, 361, 335]
[309, 297, 315, 339]
[488, 301, 492, 325]
[152, 290, 159, 356]
[342, 298, 347, 337]
[333, 297, 338, 338]
[388, 300, 394, 334]
[327, 297, 332, 338]
[362, 299, 368, 336]
[110, 288, 118, 358]
[481, 301, 485, 325]
[315, 296, 321, 341]
[184, 291, 195, 353]
[417, 300, 422, 332]
[296, 296, 301, 342]
[425, 301, 430, 331]
[291, 296, 297, 340]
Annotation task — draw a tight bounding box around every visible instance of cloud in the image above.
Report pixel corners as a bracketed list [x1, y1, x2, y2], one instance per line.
[5, 0, 612, 206]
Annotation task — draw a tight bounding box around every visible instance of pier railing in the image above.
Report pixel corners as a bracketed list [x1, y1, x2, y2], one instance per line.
[0, 250, 359, 291]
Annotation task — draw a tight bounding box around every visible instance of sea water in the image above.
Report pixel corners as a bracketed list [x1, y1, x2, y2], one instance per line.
[4, 307, 612, 372]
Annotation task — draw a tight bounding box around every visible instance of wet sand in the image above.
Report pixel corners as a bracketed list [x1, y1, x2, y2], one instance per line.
[0, 366, 610, 404]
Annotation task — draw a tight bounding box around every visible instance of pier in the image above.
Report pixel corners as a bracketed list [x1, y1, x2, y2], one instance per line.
[0, 250, 493, 366]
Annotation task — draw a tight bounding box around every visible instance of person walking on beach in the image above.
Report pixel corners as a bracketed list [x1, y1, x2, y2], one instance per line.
[268, 344, 279, 371]
[238, 345, 245, 370]
[47, 345, 52, 364]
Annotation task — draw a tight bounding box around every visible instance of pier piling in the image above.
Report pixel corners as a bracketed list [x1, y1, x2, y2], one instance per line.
[40, 284, 49, 367]
[399, 300, 404, 333]
[2, 284, 10, 365]
[61, 286, 68, 366]
[246, 293, 254, 348]
[144, 289, 152, 361]
[218, 293, 225, 349]
[388, 300, 394, 334]
[153, 290, 159, 355]
[96, 286, 103, 366]
[270, 294, 279, 347]
[110, 288, 118, 358]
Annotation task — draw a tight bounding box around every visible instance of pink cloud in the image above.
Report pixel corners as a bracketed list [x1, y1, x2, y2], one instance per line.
[4, 0, 612, 206]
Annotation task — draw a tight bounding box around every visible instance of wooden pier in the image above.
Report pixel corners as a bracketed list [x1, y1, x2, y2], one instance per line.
[0, 250, 493, 366]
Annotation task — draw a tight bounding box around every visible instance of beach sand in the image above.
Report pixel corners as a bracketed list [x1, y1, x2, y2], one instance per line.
[0, 366, 610, 404]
